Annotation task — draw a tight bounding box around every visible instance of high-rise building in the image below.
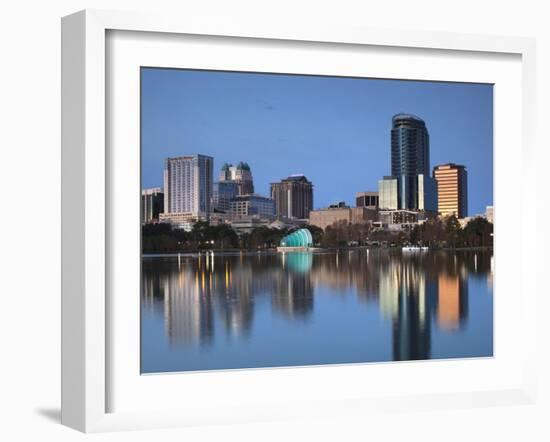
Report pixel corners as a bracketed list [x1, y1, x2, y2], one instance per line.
[433, 163, 468, 218]
[355, 191, 379, 209]
[270, 174, 314, 219]
[212, 181, 239, 212]
[141, 187, 164, 224]
[219, 162, 254, 195]
[163, 154, 213, 217]
[391, 113, 437, 211]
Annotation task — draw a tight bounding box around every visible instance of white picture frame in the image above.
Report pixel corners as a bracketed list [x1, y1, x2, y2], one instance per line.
[61, 9, 537, 433]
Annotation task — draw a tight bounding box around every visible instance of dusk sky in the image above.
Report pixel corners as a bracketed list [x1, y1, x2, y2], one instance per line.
[141, 68, 493, 216]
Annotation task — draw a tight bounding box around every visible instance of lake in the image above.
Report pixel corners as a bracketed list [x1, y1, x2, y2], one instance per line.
[141, 249, 493, 373]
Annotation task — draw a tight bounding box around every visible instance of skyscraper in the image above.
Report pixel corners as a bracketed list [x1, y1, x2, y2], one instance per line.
[433, 163, 468, 218]
[219, 162, 254, 195]
[141, 187, 164, 224]
[390, 113, 437, 211]
[270, 174, 313, 219]
[163, 154, 213, 217]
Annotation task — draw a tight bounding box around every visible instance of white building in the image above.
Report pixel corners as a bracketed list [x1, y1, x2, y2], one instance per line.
[378, 176, 398, 210]
[163, 154, 213, 217]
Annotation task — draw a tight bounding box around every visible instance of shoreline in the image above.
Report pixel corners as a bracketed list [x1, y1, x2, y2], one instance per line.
[142, 245, 493, 257]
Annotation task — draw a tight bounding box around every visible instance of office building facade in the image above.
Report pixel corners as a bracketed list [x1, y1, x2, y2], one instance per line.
[270, 174, 314, 219]
[141, 187, 164, 224]
[163, 154, 213, 217]
[433, 163, 468, 218]
[309, 206, 378, 230]
[229, 195, 276, 218]
[159, 212, 198, 231]
[378, 177, 399, 210]
[417, 174, 438, 212]
[356, 191, 379, 209]
[378, 209, 421, 230]
[212, 181, 239, 212]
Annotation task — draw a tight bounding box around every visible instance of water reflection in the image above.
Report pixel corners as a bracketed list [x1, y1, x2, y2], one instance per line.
[141, 250, 493, 372]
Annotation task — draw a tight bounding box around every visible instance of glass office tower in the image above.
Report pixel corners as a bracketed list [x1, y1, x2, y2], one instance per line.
[391, 114, 432, 211]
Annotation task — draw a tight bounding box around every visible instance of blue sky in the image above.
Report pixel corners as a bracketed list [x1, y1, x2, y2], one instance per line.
[141, 68, 493, 216]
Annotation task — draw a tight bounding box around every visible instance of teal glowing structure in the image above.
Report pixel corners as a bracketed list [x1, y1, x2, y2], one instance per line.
[279, 228, 313, 248]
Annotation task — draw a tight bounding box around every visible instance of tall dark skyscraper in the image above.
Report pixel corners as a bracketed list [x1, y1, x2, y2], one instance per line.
[389, 113, 437, 212]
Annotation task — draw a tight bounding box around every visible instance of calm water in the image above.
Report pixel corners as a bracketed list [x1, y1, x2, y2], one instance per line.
[141, 249, 493, 373]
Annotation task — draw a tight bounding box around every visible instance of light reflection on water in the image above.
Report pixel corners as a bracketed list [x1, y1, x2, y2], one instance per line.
[141, 249, 493, 373]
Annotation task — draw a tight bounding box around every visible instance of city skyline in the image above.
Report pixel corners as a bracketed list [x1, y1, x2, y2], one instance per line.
[141, 68, 493, 215]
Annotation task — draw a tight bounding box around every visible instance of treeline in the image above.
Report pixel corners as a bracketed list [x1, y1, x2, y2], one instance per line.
[320, 222, 371, 248]
[142, 221, 315, 252]
[312, 215, 493, 248]
[409, 215, 493, 248]
[142, 221, 239, 252]
[142, 215, 493, 253]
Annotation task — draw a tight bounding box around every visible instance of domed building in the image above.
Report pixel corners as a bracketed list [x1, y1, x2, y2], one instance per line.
[218, 161, 254, 195]
[278, 228, 313, 251]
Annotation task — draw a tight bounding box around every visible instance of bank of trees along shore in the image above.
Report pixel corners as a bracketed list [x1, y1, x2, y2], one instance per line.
[142, 215, 493, 253]
[410, 215, 493, 248]
[312, 215, 492, 249]
[142, 221, 297, 253]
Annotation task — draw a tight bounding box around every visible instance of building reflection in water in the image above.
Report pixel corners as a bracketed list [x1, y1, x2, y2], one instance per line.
[142, 249, 490, 361]
[377, 255, 435, 360]
[215, 257, 255, 338]
[273, 252, 314, 319]
[437, 273, 468, 331]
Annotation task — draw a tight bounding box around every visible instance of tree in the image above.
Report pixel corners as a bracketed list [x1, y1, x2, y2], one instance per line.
[212, 224, 239, 249]
[142, 222, 172, 237]
[417, 218, 445, 246]
[462, 217, 493, 247]
[306, 225, 324, 246]
[321, 225, 339, 248]
[191, 220, 210, 243]
[444, 215, 462, 248]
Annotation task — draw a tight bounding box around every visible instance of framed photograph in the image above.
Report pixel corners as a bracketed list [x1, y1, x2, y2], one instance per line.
[61, 9, 537, 432]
